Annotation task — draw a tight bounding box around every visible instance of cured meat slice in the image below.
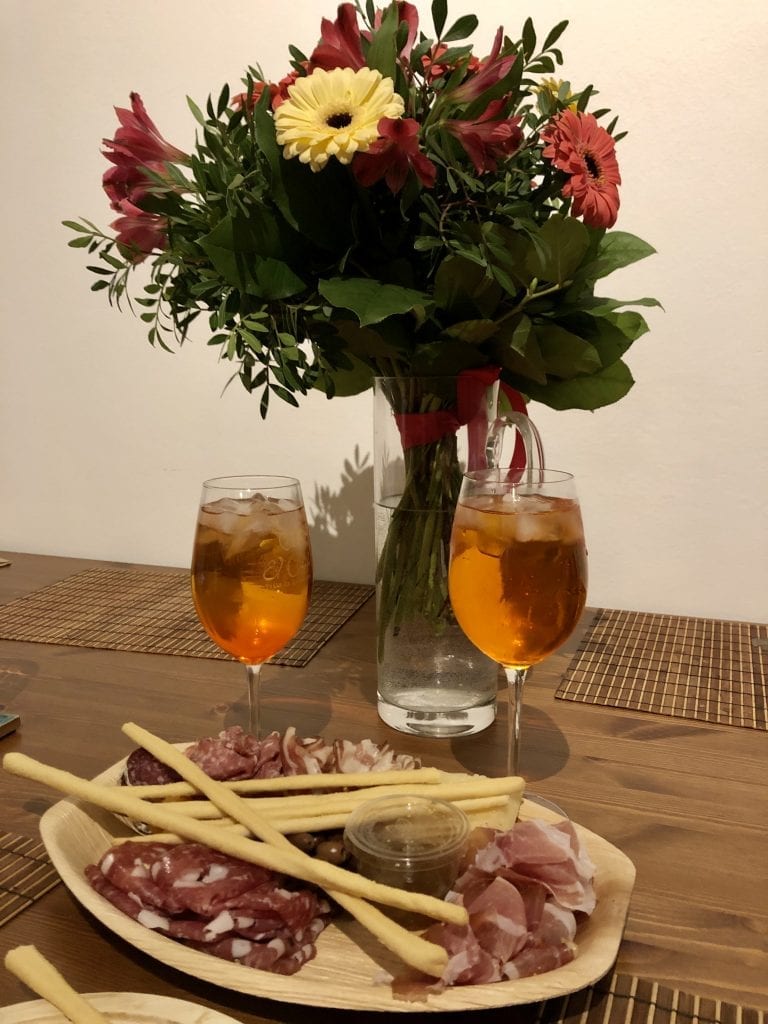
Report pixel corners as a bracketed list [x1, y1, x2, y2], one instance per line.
[123, 726, 420, 788]
[474, 818, 596, 914]
[86, 840, 331, 975]
[422, 819, 595, 988]
[465, 876, 529, 962]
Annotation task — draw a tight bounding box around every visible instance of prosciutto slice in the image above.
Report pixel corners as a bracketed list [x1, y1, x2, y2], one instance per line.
[420, 819, 596, 989]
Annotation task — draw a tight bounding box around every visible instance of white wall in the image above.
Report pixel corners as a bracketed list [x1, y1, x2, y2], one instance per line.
[2, 1, 766, 621]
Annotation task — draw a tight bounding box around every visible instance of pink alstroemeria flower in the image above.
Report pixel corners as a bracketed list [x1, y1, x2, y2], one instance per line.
[102, 92, 187, 169]
[102, 161, 166, 211]
[310, 3, 366, 70]
[449, 28, 516, 104]
[445, 99, 523, 174]
[353, 117, 437, 193]
[110, 202, 168, 264]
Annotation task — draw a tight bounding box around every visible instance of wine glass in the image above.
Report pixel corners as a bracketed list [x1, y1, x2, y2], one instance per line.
[191, 475, 312, 738]
[448, 469, 587, 776]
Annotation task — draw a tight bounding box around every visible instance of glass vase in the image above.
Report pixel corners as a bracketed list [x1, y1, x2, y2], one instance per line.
[373, 376, 500, 737]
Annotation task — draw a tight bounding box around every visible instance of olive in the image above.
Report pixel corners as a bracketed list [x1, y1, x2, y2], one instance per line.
[288, 831, 318, 854]
[314, 835, 348, 865]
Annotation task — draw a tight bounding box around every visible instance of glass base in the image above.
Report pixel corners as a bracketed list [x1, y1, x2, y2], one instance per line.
[377, 695, 496, 737]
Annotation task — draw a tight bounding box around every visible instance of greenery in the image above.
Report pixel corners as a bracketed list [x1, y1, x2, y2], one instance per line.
[66, 1, 658, 418]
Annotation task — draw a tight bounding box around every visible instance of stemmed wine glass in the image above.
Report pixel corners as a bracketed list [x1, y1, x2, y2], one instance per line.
[448, 469, 587, 776]
[191, 475, 312, 738]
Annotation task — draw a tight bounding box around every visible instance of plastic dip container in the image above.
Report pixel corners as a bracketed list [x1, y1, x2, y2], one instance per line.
[343, 794, 470, 899]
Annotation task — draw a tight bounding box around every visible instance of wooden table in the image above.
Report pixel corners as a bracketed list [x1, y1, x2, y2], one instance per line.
[0, 552, 766, 1015]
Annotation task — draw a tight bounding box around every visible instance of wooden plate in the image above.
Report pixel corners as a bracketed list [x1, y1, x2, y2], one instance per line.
[0, 992, 242, 1024]
[38, 756, 636, 1012]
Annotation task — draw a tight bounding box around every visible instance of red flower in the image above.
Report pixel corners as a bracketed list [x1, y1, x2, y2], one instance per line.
[353, 118, 437, 193]
[110, 202, 168, 264]
[541, 110, 621, 228]
[102, 161, 166, 212]
[231, 79, 280, 112]
[445, 99, 522, 173]
[422, 43, 480, 83]
[449, 28, 516, 104]
[310, 3, 366, 70]
[102, 92, 187, 169]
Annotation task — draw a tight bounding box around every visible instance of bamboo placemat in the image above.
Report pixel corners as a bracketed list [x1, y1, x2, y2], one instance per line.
[0, 568, 373, 668]
[523, 972, 764, 1024]
[556, 609, 767, 730]
[0, 831, 60, 928]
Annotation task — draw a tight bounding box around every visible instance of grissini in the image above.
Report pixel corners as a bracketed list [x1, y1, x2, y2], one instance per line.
[142, 778, 523, 819]
[2, 750, 461, 978]
[121, 723, 456, 979]
[4, 945, 110, 1024]
[124, 766, 443, 799]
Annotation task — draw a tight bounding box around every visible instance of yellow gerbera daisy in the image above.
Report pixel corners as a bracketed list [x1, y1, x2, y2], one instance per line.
[274, 67, 405, 172]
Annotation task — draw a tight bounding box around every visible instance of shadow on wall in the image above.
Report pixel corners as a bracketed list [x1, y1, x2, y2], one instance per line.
[308, 445, 375, 585]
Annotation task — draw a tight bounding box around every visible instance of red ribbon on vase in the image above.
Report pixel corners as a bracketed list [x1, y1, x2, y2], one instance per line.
[393, 366, 529, 472]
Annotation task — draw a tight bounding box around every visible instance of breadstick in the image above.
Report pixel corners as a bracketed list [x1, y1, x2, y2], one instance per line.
[146, 778, 523, 819]
[125, 766, 443, 800]
[4, 945, 109, 1024]
[119, 794, 510, 845]
[2, 751, 463, 975]
[121, 724, 456, 978]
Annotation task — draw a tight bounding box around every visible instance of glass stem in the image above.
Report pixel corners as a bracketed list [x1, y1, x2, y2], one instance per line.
[244, 663, 263, 739]
[503, 666, 529, 776]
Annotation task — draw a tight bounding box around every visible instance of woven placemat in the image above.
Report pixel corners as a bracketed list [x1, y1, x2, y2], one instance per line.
[0, 568, 373, 668]
[556, 609, 767, 730]
[0, 831, 60, 928]
[526, 972, 764, 1024]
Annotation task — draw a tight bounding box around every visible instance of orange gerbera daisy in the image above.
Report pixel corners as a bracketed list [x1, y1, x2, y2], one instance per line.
[541, 110, 621, 228]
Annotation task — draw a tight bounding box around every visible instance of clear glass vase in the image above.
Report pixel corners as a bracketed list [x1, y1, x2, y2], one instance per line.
[373, 376, 501, 737]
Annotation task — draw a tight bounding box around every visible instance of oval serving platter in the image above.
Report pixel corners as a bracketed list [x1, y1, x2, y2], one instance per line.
[38, 753, 636, 1012]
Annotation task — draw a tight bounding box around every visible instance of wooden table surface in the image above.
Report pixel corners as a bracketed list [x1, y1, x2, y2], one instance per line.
[0, 552, 766, 1016]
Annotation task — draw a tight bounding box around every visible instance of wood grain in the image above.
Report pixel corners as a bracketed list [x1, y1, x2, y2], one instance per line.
[1, 552, 767, 1019]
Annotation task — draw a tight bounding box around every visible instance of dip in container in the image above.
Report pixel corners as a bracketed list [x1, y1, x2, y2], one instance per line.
[343, 794, 470, 899]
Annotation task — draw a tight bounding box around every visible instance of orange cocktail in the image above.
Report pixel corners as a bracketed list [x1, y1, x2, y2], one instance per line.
[449, 492, 587, 670]
[192, 495, 312, 664]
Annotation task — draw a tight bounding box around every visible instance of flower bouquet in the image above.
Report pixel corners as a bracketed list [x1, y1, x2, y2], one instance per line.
[66, 1, 658, 731]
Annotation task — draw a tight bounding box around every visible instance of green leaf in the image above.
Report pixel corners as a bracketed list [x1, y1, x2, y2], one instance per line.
[585, 296, 663, 315]
[433, 255, 502, 318]
[525, 360, 635, 410]
[526, 215, 590, 284]
[588, 231, 657, 280]
[444, 319, 498, 344]
[365, 3, 399, 76]
[432, 0, 448, 37]
[522, 17, 536, 58]
[62, 220, 92, 234]
[186, 95, 206, 126]
[67, 235, 92, 248]
[442, 14, 478, 42]
[543, 20, 569, 50]
[536, 324, 601, 378]
[492, 317, 547, 384]
[314, 354, 375, 397]
[318, 278, 431, 326]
